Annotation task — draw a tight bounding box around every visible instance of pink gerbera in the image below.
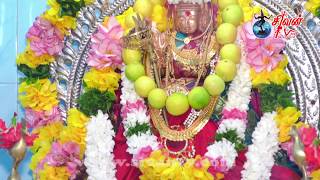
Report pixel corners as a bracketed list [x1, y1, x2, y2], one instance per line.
[88, 17, 124, 69]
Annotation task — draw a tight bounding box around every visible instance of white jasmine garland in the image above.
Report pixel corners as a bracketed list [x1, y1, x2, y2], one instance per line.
[217, 119, 247, 139]
[84, 110, 116, 180]
[224, 59, 252, 112]
[122, 109, 149, 132]
[126, 132, 159, 155]
[241, 112, 279, 180]
[205, 139, 238, 169]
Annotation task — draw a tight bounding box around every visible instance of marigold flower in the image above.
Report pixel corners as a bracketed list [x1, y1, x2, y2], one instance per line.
[83, 68, 121, 92]
[275, 107, 301, 143]
[19, 79, 58, 111]
[38, 164, 70, 180]
[16, 45, 55, 69]
[250, 56, 291, 87]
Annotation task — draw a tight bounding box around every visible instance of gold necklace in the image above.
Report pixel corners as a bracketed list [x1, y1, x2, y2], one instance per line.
[150, 96, 219, 141]
[170, 32, 217, 67]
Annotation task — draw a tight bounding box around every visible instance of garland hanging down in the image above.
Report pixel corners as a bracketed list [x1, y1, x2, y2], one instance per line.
[8, 0, 320, 179]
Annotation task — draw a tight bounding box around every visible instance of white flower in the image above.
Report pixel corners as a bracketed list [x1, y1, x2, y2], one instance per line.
[85, 110, 116, 180]
[123, 109, 150, 130]
[217, 119, 246, 139]
[205, 139, 237, 169]
[126, 132, 159, 155]
[224, 59, 252, 112]
[241, 112, 279, 180]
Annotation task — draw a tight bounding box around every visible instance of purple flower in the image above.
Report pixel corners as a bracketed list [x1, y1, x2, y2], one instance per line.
[27, 17, 64, 56]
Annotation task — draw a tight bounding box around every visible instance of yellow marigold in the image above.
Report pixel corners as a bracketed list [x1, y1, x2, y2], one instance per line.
[67, 108, 89, 129]
[139, 151, 214, 180]
[305, 0, 320, 16]
[38, 164, 70, 180]
[19, 79, 58, 111]
[238, 0, 269, 22]
[311, 169, 320, 180]
[31, 121, 64, 153]
[275, 107, 302, 143]
[83, 68, 121, 92]
[42, 0, 76, 35]
[59, 108, 89, 157]
[16, 45, 55, 69]
[114, 7, 135, 31]
[151, 5, 168, 32]
[250, 56, 291, 87]
[183, 156, 213, 180]
[59, 126, 87, 157]
[30, 145, 51, 171]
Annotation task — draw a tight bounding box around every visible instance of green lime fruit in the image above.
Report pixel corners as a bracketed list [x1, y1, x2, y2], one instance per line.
[122, 49, 142, 65]
[125, 63, 145, 82]
[134, 76, 156, 97]
[215, 59, 237, 82]
[216, 23, 237, 45]
[222, 4, 244, 26]
[188, 87, 211, 110]
[166, 93, 189, 116]
[204, 74, 226, 96]
[148, 88, 167, 109]
[220, 43, 241, 64]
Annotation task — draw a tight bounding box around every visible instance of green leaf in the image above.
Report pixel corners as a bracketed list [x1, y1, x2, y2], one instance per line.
[259, 83, 295, 112]
[216, 129, 246, 151]
[18, 64, 50, 81]
[126, 123, 150, 137]
[57, 0, 86, 17]
[78, 88, 115, 116]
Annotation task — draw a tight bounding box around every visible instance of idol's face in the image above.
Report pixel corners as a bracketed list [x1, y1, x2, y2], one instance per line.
[175, 4, 200, 34]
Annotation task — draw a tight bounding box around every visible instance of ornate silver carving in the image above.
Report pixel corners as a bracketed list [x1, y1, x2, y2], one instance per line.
[51, 0, 320, 132]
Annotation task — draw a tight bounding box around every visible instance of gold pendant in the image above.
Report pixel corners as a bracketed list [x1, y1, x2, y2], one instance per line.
[184, 37, 191, 44]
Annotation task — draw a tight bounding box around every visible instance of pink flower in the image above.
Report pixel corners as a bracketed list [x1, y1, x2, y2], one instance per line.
[240, 21, 285, 72]
[25, 106, 61, 129]
[299, 127, 317, 147]
[88, 17, 123, 69]
[39, 142, 82, 180]
[0, 119, 37, 149]
[27, 17, 64, 56]
[281, 141, 294, 161]
[222, 108, 247, 121]
[207, 156, 228, 173]
[121, 100, 147, 119]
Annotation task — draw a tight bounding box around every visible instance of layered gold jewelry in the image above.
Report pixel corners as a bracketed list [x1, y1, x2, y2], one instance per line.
[150, 96, 219, 141]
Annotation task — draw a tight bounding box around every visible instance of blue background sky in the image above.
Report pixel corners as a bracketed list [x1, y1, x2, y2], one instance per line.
[0, 0, 46, 179]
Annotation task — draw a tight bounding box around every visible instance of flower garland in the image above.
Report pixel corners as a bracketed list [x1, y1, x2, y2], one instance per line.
[13, 0, 320, 179]
[241, 112, 279, 180]
[84, 110, 116, 180]
[14, 0, 124, 179]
